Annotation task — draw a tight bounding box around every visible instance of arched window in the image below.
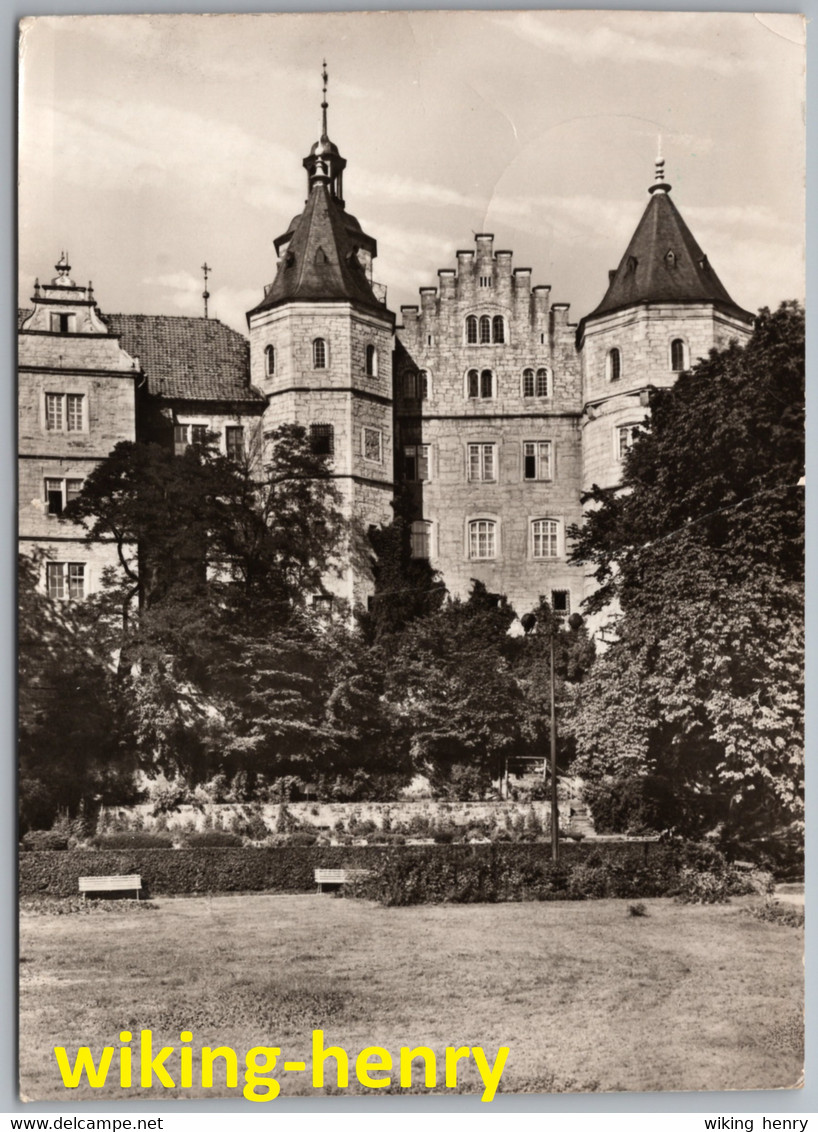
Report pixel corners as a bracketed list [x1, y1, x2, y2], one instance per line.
[265, 345, 275, 377]
[313, 338, 327, 369]
[466, 316, 478, 344]
[536, 368, 549, 397]
[404, 371, 418, 399]
[365, 344, 378, 377]
[418, 369, 430, 400]
[480, 369, 493, 398]
[479, 316, 492, 344]
[467, 369, 480, 399]
[492, 316, 505, 344]
[607, 347, 621, 382]
[522, 368, 535, 397]
[469, 519, 497, 560]
[670, 338, 686, 372]
[532, 518, 560, 559]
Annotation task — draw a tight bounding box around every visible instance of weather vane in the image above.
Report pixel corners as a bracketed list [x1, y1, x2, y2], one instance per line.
[201, 262, 211, 319]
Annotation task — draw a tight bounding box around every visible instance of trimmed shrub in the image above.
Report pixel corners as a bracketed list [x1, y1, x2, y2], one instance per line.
[673, 868, 732, 904]
[182, 831, 244, 848]
[21, 830, 69, 852]
[92, 832, 174, 850]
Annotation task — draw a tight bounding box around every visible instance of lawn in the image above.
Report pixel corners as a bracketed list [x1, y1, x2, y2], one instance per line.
[19, 894, 803, 1102]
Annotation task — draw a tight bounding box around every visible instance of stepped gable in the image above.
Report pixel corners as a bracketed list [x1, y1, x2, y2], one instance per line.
[581, 160, 753, 335]
[104, 314, 264, 403]
[249, 184, 383, 316]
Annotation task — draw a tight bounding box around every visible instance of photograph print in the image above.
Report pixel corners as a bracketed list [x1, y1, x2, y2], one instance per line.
[18, 11, 805, 1102]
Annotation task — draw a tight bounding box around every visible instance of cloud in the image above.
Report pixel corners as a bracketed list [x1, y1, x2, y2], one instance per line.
[492, 12, 761, 76]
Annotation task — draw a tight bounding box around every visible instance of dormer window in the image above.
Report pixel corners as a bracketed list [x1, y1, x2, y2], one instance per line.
[665, 249, 677, 268]
[365, 344, 378, 377]
[313, 338, 327, 369]
[265, 345, 275, 377]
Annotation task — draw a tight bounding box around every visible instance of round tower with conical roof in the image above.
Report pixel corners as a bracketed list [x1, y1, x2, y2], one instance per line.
[246, 65, 395, 611]
[577, 158, 754, 505]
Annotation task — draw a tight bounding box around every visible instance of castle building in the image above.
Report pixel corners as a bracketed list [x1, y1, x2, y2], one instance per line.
[18, 96, 755, 620]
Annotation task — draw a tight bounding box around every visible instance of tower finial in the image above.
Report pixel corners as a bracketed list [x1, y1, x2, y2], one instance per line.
[321, 60, 329, 140]
[649, 140, 671, 195]
[201, 261, 211, 319]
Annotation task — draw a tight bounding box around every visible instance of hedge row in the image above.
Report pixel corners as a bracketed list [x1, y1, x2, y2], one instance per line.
[349, 843, 762, 905]
[19, 841, 663, 898]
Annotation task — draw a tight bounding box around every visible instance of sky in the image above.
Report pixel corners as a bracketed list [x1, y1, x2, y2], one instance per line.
[18, 11, 805, 335]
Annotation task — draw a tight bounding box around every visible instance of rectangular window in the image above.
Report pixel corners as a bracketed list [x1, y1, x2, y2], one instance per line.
[310, 423, 334, 457]
[617, 424, 639, 460]
[225, 426, 244, 461]
[45, 477, 83, 516]
[45, 393, 64, 431]
[551, 590, 570, 618]
[468, 443, 496, 482]
[46, 562, 85, 600]
[411, 521, 431, 559]
[404, 444, 430, 482]
[532, 519, 560, 559]
[469, 519, 496, 560]
[523, 441, 552, 481]
[190, 424, 208, 446]
[362, 427, 383, 463]
[66, 394, 84, 431]
[50, 312, 74, 333]
[174, 424, 188, 456]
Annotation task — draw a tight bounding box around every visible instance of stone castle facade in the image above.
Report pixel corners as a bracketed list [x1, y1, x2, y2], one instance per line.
[19, 106, 754, 620]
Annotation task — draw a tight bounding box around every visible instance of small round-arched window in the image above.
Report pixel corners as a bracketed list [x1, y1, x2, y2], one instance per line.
[607, 348, 621, 382]
[313, 338, 327, 369]
[670, 339, 686, 372]
[365, 344, 378, 377]
[265, 345, 275, 377]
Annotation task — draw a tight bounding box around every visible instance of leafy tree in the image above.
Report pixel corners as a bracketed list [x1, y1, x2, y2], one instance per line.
[567, 303, 804, 846]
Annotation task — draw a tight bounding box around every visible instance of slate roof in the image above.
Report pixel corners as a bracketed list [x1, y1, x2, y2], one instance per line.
[104, 314, 264, 404]
[579, 188, 753, 340]
[248, 183, 392, 320]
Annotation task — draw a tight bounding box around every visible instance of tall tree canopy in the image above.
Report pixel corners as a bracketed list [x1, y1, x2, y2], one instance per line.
[567, 302, 804, 847]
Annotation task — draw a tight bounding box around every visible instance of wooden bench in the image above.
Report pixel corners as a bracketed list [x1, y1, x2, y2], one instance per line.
[314, 868, 369, 894]
[79, 874, 142, 900]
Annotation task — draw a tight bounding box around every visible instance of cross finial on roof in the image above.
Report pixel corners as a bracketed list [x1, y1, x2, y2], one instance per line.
[202, 261, 211, 319]
[321, 60, 329, 140]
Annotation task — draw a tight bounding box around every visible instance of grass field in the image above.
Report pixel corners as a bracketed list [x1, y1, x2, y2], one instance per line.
[19, 894, 803, 1102]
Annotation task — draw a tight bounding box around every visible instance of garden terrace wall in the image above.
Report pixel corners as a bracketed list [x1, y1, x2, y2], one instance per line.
[20, 842, 662, 899]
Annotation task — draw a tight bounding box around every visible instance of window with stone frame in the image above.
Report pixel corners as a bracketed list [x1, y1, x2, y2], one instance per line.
[523, 368, 550, 397]
[468, 519, 497, 560]
[410, 520, 432, 559]
[46, 561, 85, 600]
[551, 590, 571, 618]
[418, 370, 430, 399]
[50, 312, 76, 333]
[466, 315, 478, 344]
[479, 315, 492, 344]
[45, 392, 84, 432]
[616, 423, 641, 461]
[468, 442, 496, 482]
[532, 518, 560, 559]
[265, 345, 275, 377]
[310, 423, 334, 457]
[404, 444, 430, 482]
[607, 347, 622, 382]
[313, 337, 327, 369]
[225, 426, 245, 462]
[492, 315, 505, 344]
[362, 427, 383, 463]
[670, 338, 687, 371]
[523, 441, 552, 481]
[366, 344, 378, 377]
[44, 477, 83, 516]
